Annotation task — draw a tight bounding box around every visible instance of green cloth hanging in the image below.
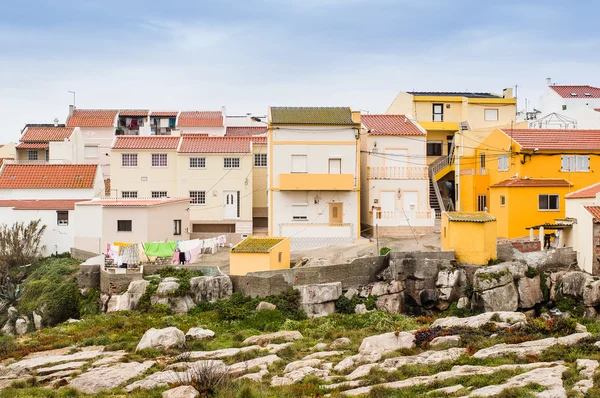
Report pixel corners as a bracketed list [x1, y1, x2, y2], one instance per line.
[143, 241, 177, 258]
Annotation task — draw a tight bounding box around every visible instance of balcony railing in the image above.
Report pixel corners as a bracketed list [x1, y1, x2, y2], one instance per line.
[7, 159, 70, 165]
[374, 209, 433, 220]
[367, 166, 428, 180]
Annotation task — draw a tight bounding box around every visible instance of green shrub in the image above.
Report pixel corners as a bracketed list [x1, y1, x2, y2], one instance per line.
[137, 280, 159, 313]
[525, 266, 539, 278]
[335, 295, 361, 314]
[157, 267, 203, 297]
[148, 304, 173, 315]
[0, 333, 16, 358]
[78, 288, 101, 317]
[365, 295, 378, 310]
[380, 247, 392, 256]
[555, 292, 585, 318]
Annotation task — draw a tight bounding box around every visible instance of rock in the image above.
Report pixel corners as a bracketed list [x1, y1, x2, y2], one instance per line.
[124, 370, 181, 391]
[7, 347, 106, 372]
[271, 366, 329, 386]
[344, 288, 358, 299]
[303, 302, 336, 318]
[2, 321, 14, 335]
[429, 335, 461, 348]
[375, 293, 404, 314]
[181, 343, 291, 360]
[436, 268, 467, 301]
[7, 306, 18, 319]
[14, 317, 29, 336]
[190, 275, 233, 303]
[473, 264, 513, 291]
[303, 351, 342, 360]
[473, 333, 591, 359]
[584, 306, 598, 319]
[595, 341, 600, 349]
[517, 275, 543, 309]
[330, 337, 351, 349]
[136, 327, 186, 352]
[431, 312, 526, 329]
[284, 359, 322, 373]
[576, 323, 588, 333]
[370, 282, 389, 297]
[237, 367, 269, 382]
[163, 277, 179, 283]
[436, 301, 450, 311]
[457, 297, 469, 309]
[228, 355, 281, 377]
[170, 296, 195, 314]
[256, 301, 276, 311]
[562, 271, 593, 298]
[69, 361, 155, 394]
[504, 262, 528, 279]
[156, 281, 180, 296]
[185, 328, 215, 341]
[355, 304, 368, 314]
[358, 332, 415, 356]
[162, 386, 199, 398]
[473, 282, 518, 312]
[37, 361, 87, 375]
[573, 358, 599, 395]
[468, 365, 567, 397]
[523, 309, 536, 318]
[32, 311, 43, 330]
[312, 343, 328, 350]
[296, 282, 342, 318]
[584, 279, 600, 307]
[333, 353, 382, 373]
[106, 280, 150, 312]
[91, 351, 128, 367]
[428, 385, 465, 395]
[243, 331, 303, 346]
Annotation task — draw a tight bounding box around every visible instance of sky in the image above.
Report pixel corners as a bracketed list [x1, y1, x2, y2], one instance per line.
[1, 0, 599, 141]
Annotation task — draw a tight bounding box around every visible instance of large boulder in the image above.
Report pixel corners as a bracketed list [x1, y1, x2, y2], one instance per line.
[136, 327, 186, 352]
[32, 311, 43, 331]
[472, 264, 519, 312]
[473, 264, 513, 291]
[256, 301, 276, 311]
[517, 275, 544, 309]
[562, 271, 593, 298]
[14, 317, 29, 336]
[106, 280, 150, 312]
[583, 279, 600, 307]
[163, 386, 200, 398]
[190, 276, 233, 303]
[359, 332, 415, 356]
[436, 268, 467, 301]
[295, 282, 342, 317]
[69, 361, 155, 394]
[186, 328, 215, 341]
[243, 331, 303, 346]
[156, 281, 180, 296]
[375, 293, 404, 314]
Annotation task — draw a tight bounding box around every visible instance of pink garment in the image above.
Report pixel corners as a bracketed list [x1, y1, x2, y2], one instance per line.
[190, 245, 202, 263]
[172, 251, 180, 264]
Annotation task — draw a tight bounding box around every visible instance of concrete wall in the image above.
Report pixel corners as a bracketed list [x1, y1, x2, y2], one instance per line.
[71, 247, 101, 262]
[100, 267, 143, 294]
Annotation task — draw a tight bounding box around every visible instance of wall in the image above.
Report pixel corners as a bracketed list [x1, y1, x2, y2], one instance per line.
[539, 88, 600, 129]
[229, 239, 290, 276]
[178, 126, 225, 136]
[102, 206, 149, 246]
[465, 101, 516, 130]
[441, 214, 496, 264]
[385, 92, 415, 116]
[252, 144, 268, 217]
[566, 197, 595, 274]
[147, 201, 190, 242]
[110, 149, 177, 198]
[0, 142, 15, 158]
[100, 267, 143, 294]
[73, 204, 103, 254]
[79, 127, 115, 178]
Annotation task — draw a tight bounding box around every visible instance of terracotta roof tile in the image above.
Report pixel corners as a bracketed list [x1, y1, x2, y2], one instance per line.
[226, 126, 268, 136]
[0, 164, 98, 189]
[119, 110, 149, 117]
[501, 129, 600, 150]
[21, 127, 74, 142]
[177, 111, 223, 127]
[112, 136, 180, 150]
[445, 212, 496, 222]
[231, 237, 286, 253]
[0, 199, 85, 210]
[77, 198, 190, 207]
[585, 206, 600, 223]
[490, 178, 572, 188]
[549, 85, 600, 99]
[270, 107, 354, 125]
[566, 182, 600, 199]
[362, 114, 425, 136]
[66, 110, 118, 127]
[179, 136, 255, 153]
[150, 111, 179, 117]
[0, 158, 12, 167]
[16, 143, 49, 149]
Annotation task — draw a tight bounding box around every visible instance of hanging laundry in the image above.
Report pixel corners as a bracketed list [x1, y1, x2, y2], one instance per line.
[177, 239, 201, 253]
[120, 243, 139, 265]
[179, 251, 186, 265]
[143, 241, 177, 258]
[190, 244, 202, 263]
[138, 244, 149, 263]
[216, 235, 227, 247]
[114, 242, 133, 247]
[172, 251, 180, 264]
[185, 251, 191, 263]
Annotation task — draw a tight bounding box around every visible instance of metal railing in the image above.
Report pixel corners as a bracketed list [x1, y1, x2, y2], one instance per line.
[429, 155, 452, 177]
[367, 166, 428, 180]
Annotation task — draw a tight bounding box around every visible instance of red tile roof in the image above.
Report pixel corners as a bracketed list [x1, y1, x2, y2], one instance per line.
[150, 111, 179, 117]
[112, 136, 180, 150]
[501, 129, 600, 150]
[549, 85, 600, 99]
[177, 111, 223, 128]
[77, 198, 190, 207]
[362, 114, 426, 136]
[0, 199, 85, 210]
[16, 143, 49, 149]
[66, 110, 118, 127]
[566, 182, 600, 199]
[179, 136, 255, 153]
[0, 158, 12, 167]
[21, 127, 74, 142]
[226, 126, 268, 136]
[0, 164, 98, 189]
[584, 206, 600, 223]
[251, 136, 267, 145]
[119, 110, 149, 117]
[490, 178, 572, 188]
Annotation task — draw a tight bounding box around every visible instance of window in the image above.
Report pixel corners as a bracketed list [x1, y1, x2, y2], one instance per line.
[291, 155, 307, 173]
[278, 252, 282, 263]
[426, 142, 442, 157]
[477, 195, 487, 211]
[189, 157, 206, 169]
[561, 155, 590, 172]
[498, 155, 509, 171]
[539, 194, 559, 211]
[151, 153, 168, 167]
[484, 109, 499, 121]
[223, 157, 240, 169]
[84, 146, 98, 158]
[151, 191, 168, 198]
[562, 105, 567, 111]
[500, 195, 506, 206]
[254, 153, 267, 167]
[121, 153, 137, 167]
[28, 150, 38, 161]
[57, 211, 68, 226]
[117, 220, 132, 232]
[329, 158, 341, 174]
[433, 103, 444, 122]
[173, 220, 182, 236]
[121, 191, 138, 198]
[292, 203, 308, 221]
[190, 191, 206, 204]
[479, 153, 486, 168]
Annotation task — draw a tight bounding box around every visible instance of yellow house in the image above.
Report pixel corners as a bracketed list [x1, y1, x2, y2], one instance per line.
[229, 237, 290, 275]
[441, 212, 497, 265]
[459, 128, 600, 238]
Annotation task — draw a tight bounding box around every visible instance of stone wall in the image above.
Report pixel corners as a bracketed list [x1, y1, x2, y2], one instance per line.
[100, 268, 143, 295]
[510, 240, 541, 253]
[143, 264, 224, 277]
[375, 226, 435, 239]
[78, 264, 100, 290]
[71, 248, 100, 262]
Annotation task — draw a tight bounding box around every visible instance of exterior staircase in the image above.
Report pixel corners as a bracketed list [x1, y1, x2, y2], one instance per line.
[429, 178, 442, 218]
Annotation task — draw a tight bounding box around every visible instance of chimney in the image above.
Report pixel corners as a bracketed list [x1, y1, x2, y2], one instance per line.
[502, 88, 514, 98]
[546, 77, 552, 86]
[221, 106, 227, 117]
[53, 118, 59, 127]
[69, 104, 75, 117]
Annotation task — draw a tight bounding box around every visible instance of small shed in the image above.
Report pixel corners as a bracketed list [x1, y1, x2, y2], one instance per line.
[229, 237, 290, 276]
[441, 211, 497, 265]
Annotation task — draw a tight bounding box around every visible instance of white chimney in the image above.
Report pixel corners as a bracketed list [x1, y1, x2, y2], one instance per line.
[221, 106, 227, 117]
[546, 77, 552, 86]
[69, 104, 75, 117]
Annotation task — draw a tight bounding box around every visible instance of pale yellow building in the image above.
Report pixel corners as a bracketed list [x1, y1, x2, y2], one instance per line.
[229, 237, 290, 276]
[441, 212, 497, 265]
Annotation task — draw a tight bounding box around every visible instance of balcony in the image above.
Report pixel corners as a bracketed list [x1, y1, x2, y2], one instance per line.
[367, 166, 428, 180]
[278, 174, 355, 191]
[372, 209, 435, 227]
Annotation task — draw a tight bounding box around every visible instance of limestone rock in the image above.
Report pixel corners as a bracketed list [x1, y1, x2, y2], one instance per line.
[457, 297, 469, 309]
[473, 264, 513, 291]
[468, 365, 567, 397]
[358, 332, 415, 356]
[242, 331, 303, 346]
[7, 306, 18, 319]
[156, 281, 180, 296]
[562, 271, 593, 298]
[431, 312, 526, 329]
[1, 320, 14, 335]
[573, 358, 599, 395]
[228, 355, 281, 377]
[37, 361, 86, 375]
[125, 369, 181, 391]
[106, 280, 150, 312]
[473, 282, 518, 312]
[312, 343, 328, 351]
[284, 359, 322, 373]
[163, 277, 179, 283]
[370, 282, 389, 297]
[162, 386, 199, 398]
[303, 351, 342, 360]
[436, 268, 467, 301]
[185, 328, 215, 341]
[190, 275, 233, 303]
[7, 347, 106, 372]
[296, 282, 342, 317]
[14, 317, 29, 336]
[136, 327, 186, 352]
[271, 366, 329, 386]
[504, 262, 528, 279]
[170, 296, 195, 314]
[583, 279, 600, 307]
[375, 293, 404, 314]
[69, 361, 155, 394]
[473, 332, 591, 359]
[330, 337, 351, 349]
[256, 301, 276, 311]
[33, 311, 43, 330]
[355, 304, 368, 314]
[428, 385, 465, 395]
[430, 335, 461, 348]
[302, 302, 336, 318]
[344, 288, 359, 299]
[517, 275, 543, 309]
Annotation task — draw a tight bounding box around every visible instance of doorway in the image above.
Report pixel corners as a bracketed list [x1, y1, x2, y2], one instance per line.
[329, 203, 343, 224]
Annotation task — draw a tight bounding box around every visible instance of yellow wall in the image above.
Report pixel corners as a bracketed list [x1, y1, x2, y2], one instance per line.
[441, 214, 497, 264]
[252, 144, 268, 211]
[229, 238, 290, 276]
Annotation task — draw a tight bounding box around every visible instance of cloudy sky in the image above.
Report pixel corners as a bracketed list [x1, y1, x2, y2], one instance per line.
[1, 0, 598, 141]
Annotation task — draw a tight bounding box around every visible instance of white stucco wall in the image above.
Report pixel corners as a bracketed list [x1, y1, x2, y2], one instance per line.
[79, 127, 116, 178]
[72, 204, 103, 254]
[566, 197, 596, 273]
[538, 88, 600, 129]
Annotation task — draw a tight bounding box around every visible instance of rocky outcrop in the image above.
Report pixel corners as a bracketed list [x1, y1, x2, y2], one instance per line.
[242, 331, 303, 346]
[295, 282, 342, 317]
[256, 301, 276, 311]
[473, 332, 591, 359]
[105, 280, 150, 312]
[431, 312, 526, 329]
[517, 275, 543, 309]
[358, 332, 415, 356]
[69, 361, 155, 394]
[190, 276, 232, 303]
[14, 317, 30, 336]
[330, 337, 352, 349]
[136, 327, 186, 352]
[472, 264, 518, 312]
[185, 328, 215, 341]
[436, 268, 467, 302]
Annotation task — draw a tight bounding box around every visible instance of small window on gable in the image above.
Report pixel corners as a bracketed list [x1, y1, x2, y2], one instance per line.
[500, 195, 506, 206]
[57, 211, 68, 226]
[484, 109, 499, 121]
[562, 105, 567, 111]
[117, 220, 132, 231]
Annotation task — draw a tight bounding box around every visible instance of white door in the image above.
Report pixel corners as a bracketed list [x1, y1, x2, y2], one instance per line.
[380, 191, 396, 211]
[403, 192, 418, 211]
[224, 190, 238, 219]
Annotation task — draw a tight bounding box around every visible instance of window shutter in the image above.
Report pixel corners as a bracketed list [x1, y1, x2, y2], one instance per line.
[561, 156, 568, 171]
[583, 156, 590, 171]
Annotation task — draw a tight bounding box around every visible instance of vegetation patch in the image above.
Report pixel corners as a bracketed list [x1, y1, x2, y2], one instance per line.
[334, 294, 377, 314]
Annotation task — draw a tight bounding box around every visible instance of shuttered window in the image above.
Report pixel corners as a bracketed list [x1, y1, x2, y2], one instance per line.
[561, 155, 589, 172]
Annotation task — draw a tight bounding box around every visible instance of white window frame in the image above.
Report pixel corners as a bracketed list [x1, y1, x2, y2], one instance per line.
[498, 155, 509, 171]
[121, 153, 138, 167]
[328, 158, 342, 174]
[57, 211, 69, 226]
[254, 153, 267, 167]
[151, 153, 168, 168]
[223, 157, 240, 169]
[28, 150, 38, 161]
[538, 194, 560, 211]
[561, 155, 590, 172]
[151, 191, 168, 198]
[84, 146, 98, 159]
[121, 191, 138, 198]
[291, 154, 308, 173]
[189, 157, 206, 169]
[291, 203, 308, 221]
[484, 109, 499, 121]
[190, 191, 206, 205]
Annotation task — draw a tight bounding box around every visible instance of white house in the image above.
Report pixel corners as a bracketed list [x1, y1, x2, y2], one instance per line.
[360, 114, 435, 237]
[564, 182, 600, 274]
[268, 106, 362, 250]
[537, 80, 600, 129]
[15, 125, 85, 164]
